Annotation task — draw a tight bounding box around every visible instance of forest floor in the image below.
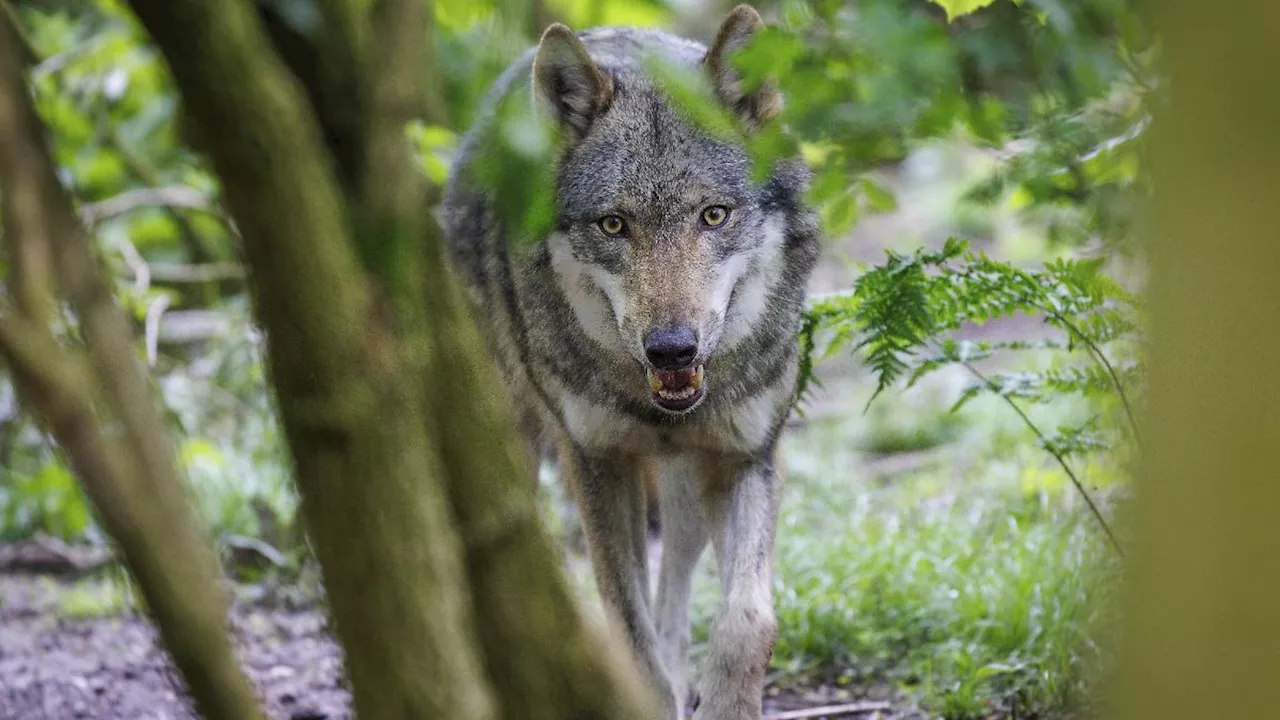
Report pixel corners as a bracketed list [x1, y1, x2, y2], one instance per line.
[0, 568, 919, 720]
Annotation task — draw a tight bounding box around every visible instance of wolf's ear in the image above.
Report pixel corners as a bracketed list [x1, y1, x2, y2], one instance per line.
[534, 24, 614, 139]
[705, 5, 781, 130]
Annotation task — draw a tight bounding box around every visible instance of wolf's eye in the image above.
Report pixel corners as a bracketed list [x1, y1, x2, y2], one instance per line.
[701, 205, 730, 228]
[598, 215, 627, 237]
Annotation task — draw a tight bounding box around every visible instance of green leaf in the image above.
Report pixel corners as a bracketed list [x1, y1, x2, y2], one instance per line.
[822, 191, 859, 236]
[858, 179, 898, 213]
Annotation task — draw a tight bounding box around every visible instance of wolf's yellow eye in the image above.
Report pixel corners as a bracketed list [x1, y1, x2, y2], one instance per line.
[598, 215, 627, 236]
[701, 205, 730, 228]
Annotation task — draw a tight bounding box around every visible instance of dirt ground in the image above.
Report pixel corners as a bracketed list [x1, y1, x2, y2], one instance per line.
[0, 573, 347, 720]
[0, 571, 915, 720]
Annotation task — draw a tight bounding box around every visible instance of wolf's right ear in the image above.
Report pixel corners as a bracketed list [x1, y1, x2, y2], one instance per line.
[533, 24, 614, 140]
[705, 5, 781, 130]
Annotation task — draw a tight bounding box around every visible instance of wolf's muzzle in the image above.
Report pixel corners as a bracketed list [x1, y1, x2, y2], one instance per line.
[643, 325, 706, 413]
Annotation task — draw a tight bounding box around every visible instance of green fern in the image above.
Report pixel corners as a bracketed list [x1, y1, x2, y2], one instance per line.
[797, 239, 1140, 555]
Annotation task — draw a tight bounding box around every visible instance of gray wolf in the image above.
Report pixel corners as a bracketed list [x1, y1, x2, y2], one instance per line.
[441, 6, 819, 718]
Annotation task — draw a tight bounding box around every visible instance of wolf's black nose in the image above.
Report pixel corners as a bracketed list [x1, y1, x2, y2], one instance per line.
[644, 326, 698, 370]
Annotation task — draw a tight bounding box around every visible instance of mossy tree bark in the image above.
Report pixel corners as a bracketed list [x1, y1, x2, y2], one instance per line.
[1108, 2, 1280, 718]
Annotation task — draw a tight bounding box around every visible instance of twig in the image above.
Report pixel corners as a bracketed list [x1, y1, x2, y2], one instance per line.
[80, 185, 219, 225]
[142, 262, 246, 284]
[144, 295, 170, 367]
[955, 354, 1124, 556]
[765, 702, 894, 720]
[149, 309, 235, 344]
[99, 111, 241, 268]
[118, 236, 150, 294]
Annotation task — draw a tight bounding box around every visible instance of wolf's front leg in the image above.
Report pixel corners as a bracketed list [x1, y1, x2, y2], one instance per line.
[559, 441, 678, 717]
[654, 455, 710, 716]
[695, 454, 780, 720]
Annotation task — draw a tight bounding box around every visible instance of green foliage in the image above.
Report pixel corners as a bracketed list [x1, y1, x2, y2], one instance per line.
[798, 239, 1140, 554]
[1, 455, 92, 542]
[406, 121, 459, 186]
[802, 239, 1139, 417]
[734, 0, 1150, 241]
[806, 239, 1139, 395]
[928, 0, 1002, 22]
[468, 87, 560, 248]
[57, 571, 137, 618]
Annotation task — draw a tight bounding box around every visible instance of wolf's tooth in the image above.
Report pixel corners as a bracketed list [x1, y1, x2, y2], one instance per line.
[689, 366, 704, 391]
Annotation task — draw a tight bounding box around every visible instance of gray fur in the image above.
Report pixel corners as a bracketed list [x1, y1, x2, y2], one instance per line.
[441, 7, 818, 718]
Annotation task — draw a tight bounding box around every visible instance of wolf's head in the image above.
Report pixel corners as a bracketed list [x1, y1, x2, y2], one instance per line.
[534, 5, 804, 415]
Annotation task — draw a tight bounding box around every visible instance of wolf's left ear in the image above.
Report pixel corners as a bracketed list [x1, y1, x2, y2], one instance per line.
[705, 5, 781, 130]
[534, 24, 614, 140]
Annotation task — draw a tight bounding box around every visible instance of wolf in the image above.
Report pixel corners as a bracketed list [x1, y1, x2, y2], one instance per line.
[441, 5, 819, 718]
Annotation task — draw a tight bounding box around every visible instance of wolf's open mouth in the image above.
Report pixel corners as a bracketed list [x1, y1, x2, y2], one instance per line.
[646, 365, 706, 412]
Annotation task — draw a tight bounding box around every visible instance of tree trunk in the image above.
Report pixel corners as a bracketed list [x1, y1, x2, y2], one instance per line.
[421, 242, 658, 720]
[123, 1, 499, 717]
[0, 11, 263, 720]
[1108, 3, 1280, 717]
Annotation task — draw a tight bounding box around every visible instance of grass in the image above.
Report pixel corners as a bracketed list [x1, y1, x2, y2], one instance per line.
[56, 571, 137, 619]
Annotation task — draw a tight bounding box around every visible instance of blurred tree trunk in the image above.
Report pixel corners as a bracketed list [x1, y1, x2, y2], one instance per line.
[0, 10, 264, 720]
[1109, 2, 1280, 718]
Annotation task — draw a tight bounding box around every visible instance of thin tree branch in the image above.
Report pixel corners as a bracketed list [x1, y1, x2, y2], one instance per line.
[80, 185, 221, 224]
[766, 702, 894, 720]
[352, 0, 433, 301]
[138, 262, 246, 284]
[125, 0, 371, 373]
[99, 114, 238, 276]
[144, 294, 170, 367]
[0, 7, 59, 326]
[0, 307, 88, 403]
[0, 309, 136, 532]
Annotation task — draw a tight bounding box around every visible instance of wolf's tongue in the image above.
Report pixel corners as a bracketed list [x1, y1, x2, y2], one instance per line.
[655, 368, 695, 390]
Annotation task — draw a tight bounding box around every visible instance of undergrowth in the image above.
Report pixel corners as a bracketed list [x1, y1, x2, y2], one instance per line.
[686, 384, 1121, 718]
